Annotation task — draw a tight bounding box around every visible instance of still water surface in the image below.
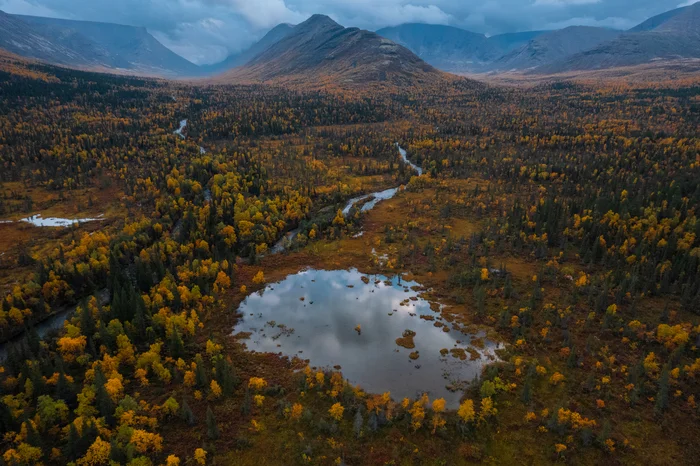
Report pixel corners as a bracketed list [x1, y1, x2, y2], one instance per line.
[233, 268, 499, 408]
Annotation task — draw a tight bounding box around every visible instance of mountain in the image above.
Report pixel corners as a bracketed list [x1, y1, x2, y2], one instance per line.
[490, 26, 621, 71]
[202, 23, 295, 75]
[538, 2, 700, 73]
[376, 24, 491, 71]
[218, 15, 444, 87]
[629, 3, 692, 32]
[16, 14, 199, 76]
[486, 31, 548, 55]
[0, 11, 198, 77]
[0, 10, 110, 68]
[375, 24, 550, 72]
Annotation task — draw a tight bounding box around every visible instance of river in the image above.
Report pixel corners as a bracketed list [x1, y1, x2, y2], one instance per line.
[0, 137, 418, 356]
[0, 116, 207, 356]
[0, 289, 109, 361]
[174, 118, 207, 154]
[273, 144, 421, 252]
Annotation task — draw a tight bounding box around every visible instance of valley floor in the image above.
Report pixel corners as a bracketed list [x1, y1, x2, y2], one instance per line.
[0, 57, 698, 466]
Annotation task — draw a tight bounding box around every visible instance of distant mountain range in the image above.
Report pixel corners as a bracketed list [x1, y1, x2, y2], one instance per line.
[489, 26, 621, 72]
[0, 2, 699, 81]
[377, 3, 700, 74]
[375, 24, 547, 71]
[216, 15, 443, 87]
[0, 11, 199, 77]
[537, 2, 700, 74]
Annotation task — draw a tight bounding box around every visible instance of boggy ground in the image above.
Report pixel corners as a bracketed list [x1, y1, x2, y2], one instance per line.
[179, 175, 698, 465]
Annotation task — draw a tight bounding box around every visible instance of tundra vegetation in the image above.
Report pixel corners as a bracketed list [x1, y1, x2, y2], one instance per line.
[0, 54, 699, 465]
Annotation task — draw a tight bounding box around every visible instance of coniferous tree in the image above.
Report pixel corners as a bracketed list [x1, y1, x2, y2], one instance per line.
[655, 366, 670, 415]
[94, 367, 114, 425]
[25, 419, 43, 449]
[241, 388, 251, 416]
[206, 406, 220, 440]
[353, 410, 364, 438]
[181, 398, 196, 426]
[66, 421, 80, 460]
[195, 354, 208, 389]
[215, 357, 238, 397]
[170, 329, 185, 359]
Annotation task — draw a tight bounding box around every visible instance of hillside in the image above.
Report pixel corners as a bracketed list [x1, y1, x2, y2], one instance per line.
[201, 23, 295, 75]
[0, 10, 199, 77]
[490, 26, 620, 71]
[376, 25, 551, 72]
[376, 24, 491, 71]
[629, 3, 692, 32]
[486, 30, 548, 55]
[538, 2, 700, 73]
[0, 11, 108, 68]
[218, 15, 445, 87]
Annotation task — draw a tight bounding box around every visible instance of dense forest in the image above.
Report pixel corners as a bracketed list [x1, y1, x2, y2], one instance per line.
[0, 53, 698, 465]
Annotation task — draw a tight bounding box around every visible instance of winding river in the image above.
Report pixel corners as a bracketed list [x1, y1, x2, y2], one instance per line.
[0, 132, 421, 357]
[0, 289, 109, 361]
[174, 118, 207, 154]
[273, 144, 421, 252]
[0, 117, 203, 356]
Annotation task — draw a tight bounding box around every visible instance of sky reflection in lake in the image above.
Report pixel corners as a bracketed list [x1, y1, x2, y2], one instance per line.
[233, 268, 499, 408]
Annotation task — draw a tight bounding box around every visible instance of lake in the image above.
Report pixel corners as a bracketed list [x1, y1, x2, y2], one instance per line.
[233, 268, 499, 408]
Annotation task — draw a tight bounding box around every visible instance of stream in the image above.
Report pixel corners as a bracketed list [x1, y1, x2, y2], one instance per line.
[0, 115, 209, 356]
[174, 118, 207, 154]
[0, 289, 109, 361]
[273, 144, 421, 252]
[0, 133, 419, 358]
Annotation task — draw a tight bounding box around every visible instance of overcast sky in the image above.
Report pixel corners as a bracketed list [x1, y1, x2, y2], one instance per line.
[0, 0, 693, 65]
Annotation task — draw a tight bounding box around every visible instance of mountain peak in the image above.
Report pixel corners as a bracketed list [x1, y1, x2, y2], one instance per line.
[217, 13, 445, 88]
[302, 14, 340, 29]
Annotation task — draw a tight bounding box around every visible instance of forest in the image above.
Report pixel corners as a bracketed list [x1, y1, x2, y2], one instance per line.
[0, 52, 699, 465]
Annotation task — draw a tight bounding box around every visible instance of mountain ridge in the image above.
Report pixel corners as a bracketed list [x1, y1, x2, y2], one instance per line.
[217, 15, 447, 88]
[536, 2, 700, 74]
[16, 13, 199, 76]
[375, 24, 552, 72]
[490, 26, 621, 71]
[0, 10, 199, 77]
[201, 23, 295, 75]
[1, 4, 699, 81]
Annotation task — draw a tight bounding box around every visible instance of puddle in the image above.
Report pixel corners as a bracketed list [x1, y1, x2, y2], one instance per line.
[233, 268, 499, 408]
[20, 214, 104, 227]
